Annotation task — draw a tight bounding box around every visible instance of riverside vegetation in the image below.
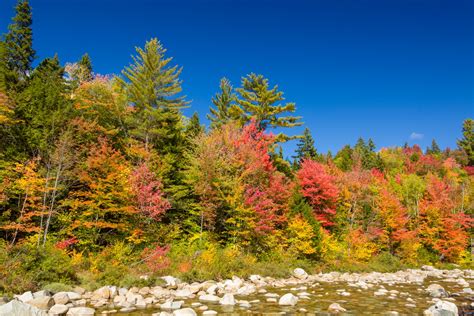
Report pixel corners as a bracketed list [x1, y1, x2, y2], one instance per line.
[0, 1, 473, 313]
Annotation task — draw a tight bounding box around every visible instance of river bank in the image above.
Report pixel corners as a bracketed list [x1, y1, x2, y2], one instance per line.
[1, 266, 473, 315]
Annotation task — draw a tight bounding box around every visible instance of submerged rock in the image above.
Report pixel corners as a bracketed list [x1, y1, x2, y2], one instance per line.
[278, 293, 298, 306]
[328, 303, 347, 313]
[426, 284, 448, 298]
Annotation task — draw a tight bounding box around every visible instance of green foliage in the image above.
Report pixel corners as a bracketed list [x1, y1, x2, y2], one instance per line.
[458, 118, 474, 166]
[235, 73, 302, 141]
[293, 127, 319, 165]
[208, 78, 240, 129]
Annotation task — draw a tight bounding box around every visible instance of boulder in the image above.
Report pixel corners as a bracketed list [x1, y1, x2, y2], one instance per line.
[219, 293, 235, 305]
[66, 307, 95, 316]
[161, 300, 184, 310]
[33, 290, 51, 299]
[0, 300, 48, 316]
[173, 308, 197, 316]
[27, 297, 54, 310]
[293, 268, 308, 280]
[162, 276, 179, 287]
[423, 300, 458, 316]
[278, 293, 298, 306]
[328, 303, 347, 313]
[175, 289, 192, 298]
[94, 286, 110, 299]
[426, 284, 448, 298]
[17, 291, 34, 303]
[49, 304, 69, 316]
[53, 292, 70, 305]
[198, 294, 220, 303]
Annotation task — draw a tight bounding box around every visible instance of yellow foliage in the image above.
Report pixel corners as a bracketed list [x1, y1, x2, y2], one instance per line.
[320, 231, 347, 262]
[287, 216, 316, 256]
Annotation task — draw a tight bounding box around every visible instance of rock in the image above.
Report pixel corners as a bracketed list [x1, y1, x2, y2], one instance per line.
[328, 303, 347, 313]
[236, 284, 256, 295]
[199, 294, 220, 303]
[119, 307, 136, 313]
[278, 293, 298, 306]
[423, 300, 458, 316]
[202, 311, 217, 316]
[49, 304, 69, 316]
[94, 286, 110, 299]
[219, 293, 235, 305]
[66, 307, 95, 316]
[72, 287, 86, 295]
[175, 289, 192, 298]
[0, 300, 48, 316]
[426, 284, 448, 298]
[162, 276, 179, 287]
[293, 268, 308, 280]
[173, 308, 197, 316]
[138, 287, 150, 296]
[53, 293, 70, 305]
[161, 301, 184, 310]
[206, 285, 218, 295]
[17, 291, 34, 303]
[27, 297, 54, 310]
[33, 290, 51, 299]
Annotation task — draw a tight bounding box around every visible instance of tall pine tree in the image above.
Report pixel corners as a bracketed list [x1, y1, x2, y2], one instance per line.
[457, 118, 474, 166]
[293, 128, 318, 165]
[208, 78, 239, 129]
[235, 73, 302, 141]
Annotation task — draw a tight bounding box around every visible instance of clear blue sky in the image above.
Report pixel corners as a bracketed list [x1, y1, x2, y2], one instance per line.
[1, 0, 473, 156]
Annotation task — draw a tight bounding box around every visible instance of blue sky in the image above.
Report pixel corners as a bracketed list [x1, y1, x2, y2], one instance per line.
[1, 0, 472, 156]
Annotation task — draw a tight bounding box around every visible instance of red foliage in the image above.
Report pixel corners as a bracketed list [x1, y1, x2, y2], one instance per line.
[297, 159, 339, 227]
[141, 244, 171, 272]
[55, 237, 78, 250]
[130, 163, 171, 220]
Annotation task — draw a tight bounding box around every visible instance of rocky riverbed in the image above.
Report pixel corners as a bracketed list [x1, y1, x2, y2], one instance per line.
[1, 266, 473, 315]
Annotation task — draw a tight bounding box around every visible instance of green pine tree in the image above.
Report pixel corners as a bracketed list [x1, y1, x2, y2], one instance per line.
[426, 139, 441, 155]
[3, 0, 35, 86]
[120, 38, 186, 153]
[208, 78, 239, 129]
[293, 127, 318, 164]
[235, 73, 302, 141]
[457, 118, 474, 166]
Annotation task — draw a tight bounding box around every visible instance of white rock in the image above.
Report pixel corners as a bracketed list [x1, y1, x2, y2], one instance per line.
[199, 295, 220, 303]
[49, 304, 69, 316]
[202, 311, 217, 316]
[426, 284, 447, 298]
[27, 297, 54, 311]
[328, 303, 347, 313]
[219, 293, 235, 305]
[53, 293, 70, 305]
[33, 291, 51, 299]
[424, 300, 458, 316]
[162, 276, 179, 287]
[173, 308, 197, 316]
[94, 287, 110, 299]
[161, 301, 184, 310]
[17, 291, 34, 303]
[66, 307, 95, 316]
[293, 268, 308, 280]
[278, 293, 298, 306]
[0, 300, 48, 316]
[175, 289, 192, 298]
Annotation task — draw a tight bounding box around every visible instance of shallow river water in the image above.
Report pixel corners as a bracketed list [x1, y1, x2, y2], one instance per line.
[98, 276, 473, 315]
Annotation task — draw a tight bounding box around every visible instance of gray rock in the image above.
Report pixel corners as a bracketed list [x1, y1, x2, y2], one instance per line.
[66, 307, 95, 316]
[49, 304, 69, 316]
[27, 297, 54, 310]
[0, 300, 48, 316]
[278, 293, 298, 306]
[33, 290, 51, 299]
[161, 301, 184, 310]
[93, 286, 110, 299]
[423, 300, 458, 316]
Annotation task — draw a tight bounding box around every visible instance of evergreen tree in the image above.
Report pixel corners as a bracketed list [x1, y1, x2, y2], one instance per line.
[235, 73, 302, 141]
[78, 53, 93, 82]
[208, 78, 239, 129]
[120, 38, 185, 153]
[426, 139, 441, 155]
[3, 0, 35, 86]
[293, 127, 318, 163]
[334, 145, 353, 171]
[457, 118, 474, 166]
[185, 112, 204, 142]
[15, 55, 71, 157]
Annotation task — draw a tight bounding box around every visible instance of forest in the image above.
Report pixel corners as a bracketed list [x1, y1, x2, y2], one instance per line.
[0, 0, 473, 295]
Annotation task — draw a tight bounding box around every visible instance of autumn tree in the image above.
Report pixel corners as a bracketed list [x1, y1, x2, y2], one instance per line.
[297, 159, 339, 227]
